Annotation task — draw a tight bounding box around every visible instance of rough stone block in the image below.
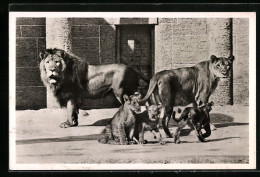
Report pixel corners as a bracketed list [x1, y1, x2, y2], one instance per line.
[16, 18, 46, 25]
[16, 38, 38, 67]
[158, 18, 177, 24]
[21, 26, 46, 37]
[16, 26, 21, 37]
[72, 26, 99, 37]
[72, 37, 100, 64]
[16, 86, 46, 110]
[16, 68, 43, 86]
[38, 38, 46, 55]
[71, 18, 115, 25]
[119, 18, 157, 24]
[172, 35, 208, 64]
[175, 18, 207, 35]
[100, 25, 116, 64]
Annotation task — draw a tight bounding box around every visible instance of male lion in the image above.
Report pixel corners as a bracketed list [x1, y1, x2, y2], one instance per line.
[98, 93, 141, 145]
[172, 102, 214, 143]
[39, 48, 149, 128]
[139, 55, 234, 138]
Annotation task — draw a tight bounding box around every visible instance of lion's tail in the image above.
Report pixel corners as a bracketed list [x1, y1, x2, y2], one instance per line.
[139, 76, 158, 103]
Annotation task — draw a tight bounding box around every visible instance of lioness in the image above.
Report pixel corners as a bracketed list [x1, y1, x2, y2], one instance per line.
[172, 102, 214, 143]
[133, 102, 165, 145]
[39, 48, 149, 128]
[139, 55, 234, 138]
[98, 93, 141, 145]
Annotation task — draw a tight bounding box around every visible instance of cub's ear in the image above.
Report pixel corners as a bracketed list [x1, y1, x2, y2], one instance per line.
[123, 94, 130, 103]
[228, 55, 235, 62]
[208, 101, 214, 106]
[210, 55, 218, 63]
[134, 92, 142, 100]
[59, 49, 67, 59]
[158, 104, 163, 109]
[145, 101, 150, 107]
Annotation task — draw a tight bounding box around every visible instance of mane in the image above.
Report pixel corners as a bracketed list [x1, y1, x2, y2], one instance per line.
[40, 48, 90, 106]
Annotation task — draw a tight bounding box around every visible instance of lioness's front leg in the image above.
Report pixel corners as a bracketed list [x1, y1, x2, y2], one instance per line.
[60, 100, 79, 128]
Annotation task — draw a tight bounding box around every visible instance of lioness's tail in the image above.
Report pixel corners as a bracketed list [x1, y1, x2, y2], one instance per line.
[98, 125, 113, 144]
[139, 76, 158, 103]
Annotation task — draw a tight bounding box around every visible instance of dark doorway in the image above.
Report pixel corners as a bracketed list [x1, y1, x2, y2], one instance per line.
[116, 25, 154, 94]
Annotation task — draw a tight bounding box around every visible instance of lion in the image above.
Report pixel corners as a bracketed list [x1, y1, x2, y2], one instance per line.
[39, 48, 149, 128]
[139, 55, 234, 138]
[172, 102, 214, 143]
[98, 93, 141, 145]
[133, 102, 165, 145]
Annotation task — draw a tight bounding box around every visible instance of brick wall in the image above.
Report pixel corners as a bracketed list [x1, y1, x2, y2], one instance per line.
[71, 18, 116, 65]
[155, 18, 209, 72]
[232, 18, 249, 105]
[16, 18, 46, 109]
[15, 17, 249, 109]
[155, 18, 249, 105]
[71, 18, 119, 108]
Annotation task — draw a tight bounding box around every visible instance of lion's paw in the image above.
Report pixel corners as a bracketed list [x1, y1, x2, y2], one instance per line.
[159, 140, 166, 145]
[59, 121, 73, 128]
[210, 124, 217, 131]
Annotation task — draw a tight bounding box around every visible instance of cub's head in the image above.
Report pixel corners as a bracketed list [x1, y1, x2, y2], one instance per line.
[210, 55, 234, 78]
[39, 48, 67, 91]
[123, 92, 142, 113]
[200, 101, 214, 114]
[145, 102, 163, 122]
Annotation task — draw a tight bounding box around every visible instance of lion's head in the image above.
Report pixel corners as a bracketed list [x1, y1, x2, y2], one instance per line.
[210, 55, 234, 78]
[39, 48, 70, 93]
[145, 102, 163, 122]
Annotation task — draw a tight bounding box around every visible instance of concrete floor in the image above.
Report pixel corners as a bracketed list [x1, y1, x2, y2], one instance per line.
[11, 105, 254, 170]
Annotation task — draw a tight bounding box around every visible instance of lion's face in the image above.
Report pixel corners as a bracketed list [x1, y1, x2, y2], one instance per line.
[211, 55, 234, 78]
[123, 94, 141, 113]
[39, 49, 66, 91]
[147, 105, 163, 122]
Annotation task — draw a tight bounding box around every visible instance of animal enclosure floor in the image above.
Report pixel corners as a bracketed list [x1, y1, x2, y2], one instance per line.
[12, 105, 251, 168]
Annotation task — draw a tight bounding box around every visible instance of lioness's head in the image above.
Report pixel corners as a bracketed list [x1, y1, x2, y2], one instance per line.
[39, 48, 67, 91]
[210, 55, 234, 78]
[123, 93, 141, 113]
[145, 102, 163, 122]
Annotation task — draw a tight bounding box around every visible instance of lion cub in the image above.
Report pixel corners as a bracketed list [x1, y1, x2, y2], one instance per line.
[98, 93, 141, 145]
[133, 102, 165, 145]
[172, 102, 214, 143]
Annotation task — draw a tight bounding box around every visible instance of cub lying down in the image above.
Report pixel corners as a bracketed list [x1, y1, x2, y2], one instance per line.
[98, 97, 164, 145]
[172, 102, 214, 143]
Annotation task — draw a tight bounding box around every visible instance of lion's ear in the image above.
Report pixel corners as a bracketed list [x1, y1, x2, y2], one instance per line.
[123, 94, 130, 103]
[228, 55, 234, 62]
[210, 55, 218, 63]
[39, 51, 46, 61]
[60, 50, 67, 59]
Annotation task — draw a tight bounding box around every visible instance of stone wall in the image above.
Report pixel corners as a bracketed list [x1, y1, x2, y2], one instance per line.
[16, 18, 46, 109]
[155, 18, 249, 105]
[15, 17, 249, 109]
[232, 18, 249, 105]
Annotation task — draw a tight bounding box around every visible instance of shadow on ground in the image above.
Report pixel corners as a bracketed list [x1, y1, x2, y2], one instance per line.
[16, 113, 248, 145]
[16, 134, 103, 145]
